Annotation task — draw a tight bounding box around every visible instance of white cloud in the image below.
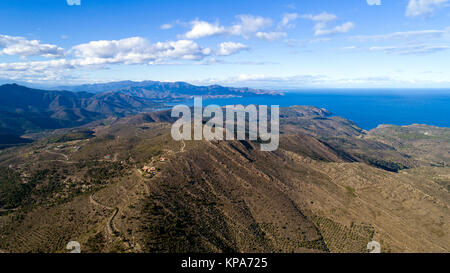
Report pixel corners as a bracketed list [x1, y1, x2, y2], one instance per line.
[0, 37, 213, 81]
[229, 15, 273, 38]
[0, 34, 64, 58]
[369, 44, 450, 54]
[0, 59, 71, 72]
[353, 27, 450, 41]
[280, 13, 299, 29]
[353, 28, 450, 55]
[196, 58, 277, 66]
[255, 32, 287, 41]
[155, 40, 212, 60]
[285, 37, 332, 48]
[0, 33, 268, 82]
[183, 20, 226, 39]
[406, 0, 449, 17]
[236, 74, 268, 81]
[66, 0, 81, 6]
[301, 12, 354, 36]
[193, 73, 450, 89]
[160, 24, 173, 30]
[194, 74, 329, 88]
[72, 37, 212, 64]
[182, 15, 272, 39]
[216, 42, 248, 56]
[72, 37, 148, 59]
[301, 12, 337, 22]
[367, 0, 381, 6]
[315, 22, 355, 36]
[340, 46, 357, 50]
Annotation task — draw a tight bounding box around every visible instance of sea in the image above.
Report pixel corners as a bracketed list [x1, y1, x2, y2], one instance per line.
[188, 89, 450, 130]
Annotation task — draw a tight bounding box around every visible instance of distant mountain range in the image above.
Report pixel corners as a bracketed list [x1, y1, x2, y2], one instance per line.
[56, 80, 282, 98]
[0, 84, 160, 139]
[0, 82, 282, 144]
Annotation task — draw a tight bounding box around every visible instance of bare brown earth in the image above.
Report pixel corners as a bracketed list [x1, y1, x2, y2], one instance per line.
[367, 124, 450, 166]
[0, 107, 448, 253]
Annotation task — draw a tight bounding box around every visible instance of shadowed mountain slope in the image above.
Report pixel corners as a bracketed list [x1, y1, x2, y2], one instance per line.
[0, 84, 161, 139]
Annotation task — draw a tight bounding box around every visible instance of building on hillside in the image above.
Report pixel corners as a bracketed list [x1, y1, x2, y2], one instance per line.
[142, 166, 157, 173]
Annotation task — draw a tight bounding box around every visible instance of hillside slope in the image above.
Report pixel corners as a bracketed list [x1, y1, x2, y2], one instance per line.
[0, 107, 448, 253]
[0, 84, 161, 139]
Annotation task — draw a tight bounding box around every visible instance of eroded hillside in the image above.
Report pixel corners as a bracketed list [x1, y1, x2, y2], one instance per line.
[0, 107, 448, 253]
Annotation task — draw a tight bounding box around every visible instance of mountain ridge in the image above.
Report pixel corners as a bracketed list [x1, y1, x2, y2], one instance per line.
[0, 82, 283, 144]
[0, 84, 161, 138]
[0, 106, 447, 253]
[56, 80, 283, 98]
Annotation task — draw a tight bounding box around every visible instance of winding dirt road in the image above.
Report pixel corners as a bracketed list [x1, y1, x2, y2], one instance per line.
[44, 150, 69, 161]
[89, 193, 113, 210]
[89, 192, 120, 237]
[107, 208, 119, 236]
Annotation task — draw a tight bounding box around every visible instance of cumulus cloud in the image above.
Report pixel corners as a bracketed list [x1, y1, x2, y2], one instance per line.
[0, 59, 75, 74]
[183, 20, 226, 39]
[216, 42, 248, 56]
[255, 32, 287, 41]
[367, 0, 381, 6]
[66, 0, 81, 6]
[301, 12, 354, 36]
[406, 0, 449, 17]
[279, 13, 299, 29]
[0, 37, 213, 81]
[182, 15, 272, 39]
[72, 37, 212, 64]
[229, 15, 273, 37]
[370, 44, 450, 54]
[0, 34, 64, 58]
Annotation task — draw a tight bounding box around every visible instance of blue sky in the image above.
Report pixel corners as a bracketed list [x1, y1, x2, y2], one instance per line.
[0, 0, 449, 88]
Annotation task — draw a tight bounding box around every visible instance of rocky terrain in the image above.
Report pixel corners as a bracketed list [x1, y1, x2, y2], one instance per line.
[0, 106, 448, 253]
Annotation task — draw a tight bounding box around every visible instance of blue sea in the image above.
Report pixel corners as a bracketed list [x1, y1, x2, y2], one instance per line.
[195, 89, 450, 130]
